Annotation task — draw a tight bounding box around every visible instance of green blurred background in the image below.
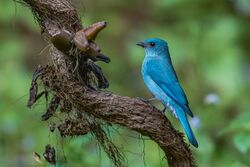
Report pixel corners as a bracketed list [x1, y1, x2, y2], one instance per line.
[1, 0, 250, 166]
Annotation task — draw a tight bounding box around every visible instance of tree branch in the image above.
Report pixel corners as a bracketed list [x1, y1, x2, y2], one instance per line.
[20, 0, 196, 166]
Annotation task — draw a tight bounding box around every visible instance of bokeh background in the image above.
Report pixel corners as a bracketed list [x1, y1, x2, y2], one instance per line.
[1, 0, 250, 166]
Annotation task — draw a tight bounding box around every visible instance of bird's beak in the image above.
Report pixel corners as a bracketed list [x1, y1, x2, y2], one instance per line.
[136, 42, 146, 48]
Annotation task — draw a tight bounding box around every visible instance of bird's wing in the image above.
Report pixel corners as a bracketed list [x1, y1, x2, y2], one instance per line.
[147, 59, 193, 117]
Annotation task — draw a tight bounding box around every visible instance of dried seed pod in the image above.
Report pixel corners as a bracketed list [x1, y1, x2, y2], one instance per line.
[88, 42, 101, 54]
[41, 95, 60, 121]
[43, 144, 56, 165]
[73, 29, 89, 51]
[87, 62, 109, 89]
[50, 30, 72, 53]
[27, 65, 45, 108]
[84, 21, 107, 40]
[95, 54, 111, 63]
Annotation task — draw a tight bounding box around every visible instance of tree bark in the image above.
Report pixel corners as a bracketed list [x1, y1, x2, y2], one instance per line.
[21, 0, 197, 166]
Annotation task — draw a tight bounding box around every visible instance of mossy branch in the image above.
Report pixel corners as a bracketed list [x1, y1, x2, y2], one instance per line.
[20, 0, 197, 166]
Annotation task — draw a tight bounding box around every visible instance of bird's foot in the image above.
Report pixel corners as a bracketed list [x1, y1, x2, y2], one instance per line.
[161, 106, 167, 113]
[137, 97, 157, 104]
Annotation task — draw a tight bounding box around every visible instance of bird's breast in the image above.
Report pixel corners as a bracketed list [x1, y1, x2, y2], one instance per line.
[141, 59, 167, 101]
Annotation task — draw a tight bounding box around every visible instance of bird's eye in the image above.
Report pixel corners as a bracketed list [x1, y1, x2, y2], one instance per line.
[150, 42, 155, 47]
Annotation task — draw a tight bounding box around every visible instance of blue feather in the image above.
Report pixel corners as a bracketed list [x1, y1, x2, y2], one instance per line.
[175, 106, 198, 147]
[146, 58, 194, 117]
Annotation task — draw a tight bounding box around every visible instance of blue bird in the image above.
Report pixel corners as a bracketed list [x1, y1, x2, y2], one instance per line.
[136, 38, 198, 147]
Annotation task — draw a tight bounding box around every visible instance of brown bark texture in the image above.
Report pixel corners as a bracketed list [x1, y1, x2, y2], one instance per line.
[20, 0, 197, 166]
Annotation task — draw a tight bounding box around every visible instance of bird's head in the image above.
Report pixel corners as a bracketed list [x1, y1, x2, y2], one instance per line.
[136, 38, 169, 57]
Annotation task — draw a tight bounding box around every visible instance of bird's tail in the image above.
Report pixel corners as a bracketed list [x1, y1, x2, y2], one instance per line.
[176, 108, 198, 148]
